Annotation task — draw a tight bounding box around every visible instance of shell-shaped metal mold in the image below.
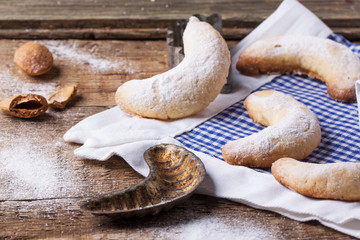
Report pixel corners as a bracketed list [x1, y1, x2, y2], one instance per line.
[80, 144, 206, 218]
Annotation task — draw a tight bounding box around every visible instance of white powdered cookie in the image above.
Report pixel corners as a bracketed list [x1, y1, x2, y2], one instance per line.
[237, 35, 360, 102]
[222, 90, 321, 168]
[115, 16, 231, 120]
[272, 158, 360, 201]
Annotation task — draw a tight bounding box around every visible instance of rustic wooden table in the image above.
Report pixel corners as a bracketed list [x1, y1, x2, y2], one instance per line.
[0, 0, 359, 239]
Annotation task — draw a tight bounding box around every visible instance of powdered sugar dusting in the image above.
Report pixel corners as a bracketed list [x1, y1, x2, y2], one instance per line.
[247, 90, 297, 113]
[42, 41, 134, 74]
[156, 216, 280, 240]
[0, 68, 57, 97]
[0, 140, 80, 199]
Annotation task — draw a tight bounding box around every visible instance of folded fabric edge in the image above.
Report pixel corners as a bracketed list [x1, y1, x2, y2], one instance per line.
[63, 107, 123, 144]
[224, 197, 360, 239]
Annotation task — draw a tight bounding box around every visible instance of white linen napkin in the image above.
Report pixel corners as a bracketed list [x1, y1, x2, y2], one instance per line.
[64, 0, 360, 238]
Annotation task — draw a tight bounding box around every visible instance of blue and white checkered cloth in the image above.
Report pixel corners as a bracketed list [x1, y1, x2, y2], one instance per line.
[176, 34, 360, 172]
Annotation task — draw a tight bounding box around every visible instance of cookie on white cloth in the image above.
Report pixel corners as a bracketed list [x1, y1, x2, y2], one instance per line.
[222, 90, 321, 168]
[237, 35, 360, 102]
[115, 17, 231, 120]
[272, 158, 360, 201]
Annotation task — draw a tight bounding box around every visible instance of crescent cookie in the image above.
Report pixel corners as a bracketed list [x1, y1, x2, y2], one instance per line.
[222, 90, 321, 168]
[115, 16, 231, 120]
[272, 158, 360, 201]
[236, 35, 360, 102]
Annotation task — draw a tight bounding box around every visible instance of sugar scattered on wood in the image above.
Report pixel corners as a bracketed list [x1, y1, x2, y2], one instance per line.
[156, 215, 279, 240]
[42, 41, 135, 74]
[0, 69, 57, 97]
[0, 140, 80, 200]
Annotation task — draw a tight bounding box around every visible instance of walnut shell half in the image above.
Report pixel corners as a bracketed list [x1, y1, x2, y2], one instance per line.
[0, 94, 48, 118]
[48, 85, 78, 109]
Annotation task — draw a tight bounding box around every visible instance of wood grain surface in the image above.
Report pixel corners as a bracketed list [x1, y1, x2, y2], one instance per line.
[0, 0, 359, 239]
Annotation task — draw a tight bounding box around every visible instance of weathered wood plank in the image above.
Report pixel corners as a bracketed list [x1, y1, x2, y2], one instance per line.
[0, 27, 360, 41]
[0, 0, 359, 40]
[0, 0, 359, 27]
